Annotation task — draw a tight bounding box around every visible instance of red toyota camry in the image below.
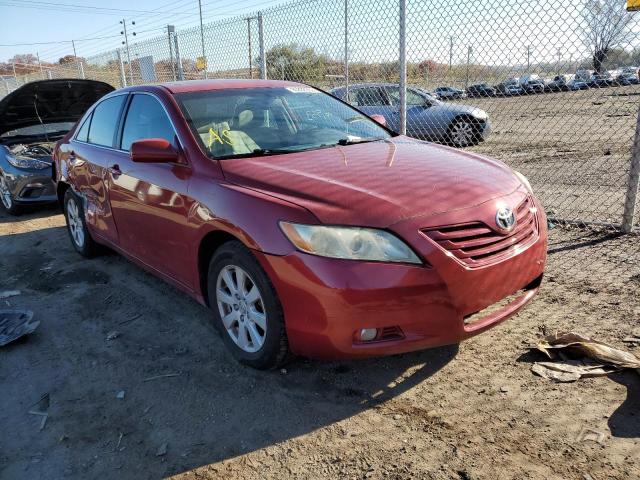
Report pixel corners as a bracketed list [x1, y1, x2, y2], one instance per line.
[54, 80, 547, 369]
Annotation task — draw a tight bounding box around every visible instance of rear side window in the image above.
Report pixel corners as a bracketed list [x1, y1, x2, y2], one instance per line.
[75, 113, 92, 142]
[87, 95, 126, 147]
[121, 94, 176, 151]
[349, 87, 388, 106]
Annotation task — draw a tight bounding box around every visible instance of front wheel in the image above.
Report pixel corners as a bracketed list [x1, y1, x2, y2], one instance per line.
[448, 118, 479, 148]
[0, 175, 22, 215]
[207, 241, 289, 369]
[64, 189, 100, 257]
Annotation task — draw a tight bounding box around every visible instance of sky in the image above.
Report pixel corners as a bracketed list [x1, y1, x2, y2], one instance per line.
[0, 0, 288, 63]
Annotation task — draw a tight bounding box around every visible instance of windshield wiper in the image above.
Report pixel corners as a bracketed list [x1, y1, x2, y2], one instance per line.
[337, 136, 386, 146]
[215, 145, 331, 160]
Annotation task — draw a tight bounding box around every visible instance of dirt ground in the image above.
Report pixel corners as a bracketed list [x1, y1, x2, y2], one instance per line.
[0, 198, 639, 480]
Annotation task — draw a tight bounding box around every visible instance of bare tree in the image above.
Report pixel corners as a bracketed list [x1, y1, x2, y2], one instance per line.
[581, 0, 634, 72]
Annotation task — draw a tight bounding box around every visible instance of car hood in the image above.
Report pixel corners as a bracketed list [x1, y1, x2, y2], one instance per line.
[0, 79, 115, 137]
[425, 103, 486, 119]
[220, 138, 521, 228]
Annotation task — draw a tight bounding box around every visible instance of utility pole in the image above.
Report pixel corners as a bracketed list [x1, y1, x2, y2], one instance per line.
[71, 40, 82, 78]
[247, 18, 253, 79]
[172, 27, 184, 81]
[12, 62, 18, 84]
[36, 51, 43, 79]
[526, 45, 531, 72]
[449, 36, 454, 71]
[198, 0, 207, 79]
[120, 19, 135, 83]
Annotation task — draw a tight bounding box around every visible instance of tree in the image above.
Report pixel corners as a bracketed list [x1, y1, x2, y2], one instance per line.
[59, 54, 85, 65]
[581, 0, 634, 72]
[262, 44, 329, 82]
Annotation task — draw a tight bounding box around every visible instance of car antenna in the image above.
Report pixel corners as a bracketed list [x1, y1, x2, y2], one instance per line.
[33, 91, 50, 143]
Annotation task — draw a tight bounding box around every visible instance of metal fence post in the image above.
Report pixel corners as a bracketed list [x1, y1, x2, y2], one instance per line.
[167, 25, 176, 82]
[198, 0, 208, 79]
[344, 0, 349, 96]
[622, 107, 640, 233]
[174, 30, 184, 81]
[247, 17, 253, 79]
[398, 0, 407, 135]
[258, 12, 267, 80]
[117, 49, 127, 87]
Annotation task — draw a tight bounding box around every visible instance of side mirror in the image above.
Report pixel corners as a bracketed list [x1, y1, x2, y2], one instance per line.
[130, 138, 179, 163]
[369, 114, 387, 126]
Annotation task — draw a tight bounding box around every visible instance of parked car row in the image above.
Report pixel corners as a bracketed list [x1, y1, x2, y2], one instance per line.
[0, 78, 546, 370]
[430, 67, 640, 99]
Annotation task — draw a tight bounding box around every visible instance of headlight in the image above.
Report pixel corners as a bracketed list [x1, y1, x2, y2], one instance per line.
[514, 171, 533, 193]
[472, 109, 488, 120]
[7, 154, 50, 170]
[280, 222, 422, 264]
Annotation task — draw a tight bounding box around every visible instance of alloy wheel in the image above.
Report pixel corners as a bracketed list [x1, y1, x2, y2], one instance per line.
[66, 197, 85, 248]
[451, 121, 475, 147]
[216, 265, 267, 353]
[0, 176, 13, 209]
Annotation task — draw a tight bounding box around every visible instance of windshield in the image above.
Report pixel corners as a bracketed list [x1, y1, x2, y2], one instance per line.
[0, 121, 74, 139]
[176, 86, 393, 159]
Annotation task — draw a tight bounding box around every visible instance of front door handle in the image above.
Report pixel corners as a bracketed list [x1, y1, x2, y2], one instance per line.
[108, 164, 122, 177]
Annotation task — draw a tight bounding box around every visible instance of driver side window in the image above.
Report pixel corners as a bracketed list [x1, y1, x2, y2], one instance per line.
[121, 94, 176, 151]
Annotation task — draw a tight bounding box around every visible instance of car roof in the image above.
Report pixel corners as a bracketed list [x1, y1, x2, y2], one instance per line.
[124, 79, 304, 95]
[332, 82, 396, 90]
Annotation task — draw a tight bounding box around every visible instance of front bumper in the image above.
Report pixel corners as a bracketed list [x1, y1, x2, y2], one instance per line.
[256, 193, 547, 359]
[1, 164, 56, 204]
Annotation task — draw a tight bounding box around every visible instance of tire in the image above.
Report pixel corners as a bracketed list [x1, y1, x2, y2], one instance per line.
[448, 117, 479, 148]
[0, 174, 22, 215]
[207, 241, 289, 369]
[63, 189, 100, 258]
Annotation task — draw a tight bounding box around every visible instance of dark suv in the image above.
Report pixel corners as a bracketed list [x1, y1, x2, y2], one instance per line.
[466, 83, 496, 98]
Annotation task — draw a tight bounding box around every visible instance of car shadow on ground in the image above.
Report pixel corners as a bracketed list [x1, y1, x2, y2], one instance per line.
[0, 202, 61, 223]
[0, 224, 459, 479]
[516, 351, 640, 440]
[608, 371, 640, 439]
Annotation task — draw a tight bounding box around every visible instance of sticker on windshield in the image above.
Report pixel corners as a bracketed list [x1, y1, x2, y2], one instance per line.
[285, 86, 319, 93]
[208, 127, 234, 147]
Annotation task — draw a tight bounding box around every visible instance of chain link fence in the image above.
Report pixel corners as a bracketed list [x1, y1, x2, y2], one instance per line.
[3, 0, 639, 282]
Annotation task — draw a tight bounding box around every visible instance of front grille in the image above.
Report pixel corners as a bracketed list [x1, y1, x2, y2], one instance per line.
[422, 196, 538, 267]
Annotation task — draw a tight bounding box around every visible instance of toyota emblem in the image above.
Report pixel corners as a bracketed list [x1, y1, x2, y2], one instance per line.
[495, 206, 516, 231]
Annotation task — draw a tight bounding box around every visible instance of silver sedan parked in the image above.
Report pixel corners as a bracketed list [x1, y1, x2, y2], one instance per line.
[0, 79, 113, 214]
[330, 83, 491, 148]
